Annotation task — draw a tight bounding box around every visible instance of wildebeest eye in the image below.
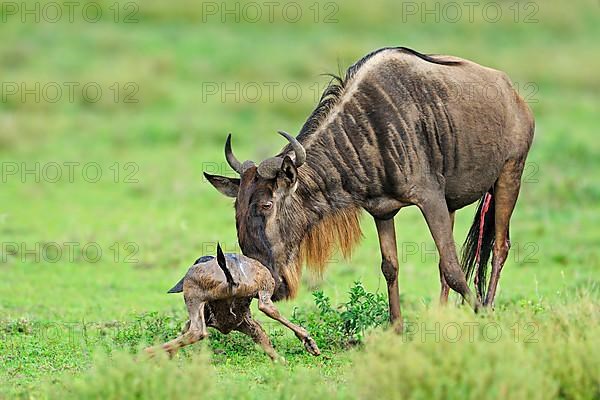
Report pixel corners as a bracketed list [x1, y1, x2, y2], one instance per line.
[260, 201, 273, 211]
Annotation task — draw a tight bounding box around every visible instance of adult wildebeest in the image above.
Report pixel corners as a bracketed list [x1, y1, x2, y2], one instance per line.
[204, 47, 534, 327]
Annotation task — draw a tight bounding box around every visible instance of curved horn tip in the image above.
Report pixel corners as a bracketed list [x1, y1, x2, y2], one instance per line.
[224, 133, 243, 174]
[277, 130, 293, 140]
[277, 130, 306, 167]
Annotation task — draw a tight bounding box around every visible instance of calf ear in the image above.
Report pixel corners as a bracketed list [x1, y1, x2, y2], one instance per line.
[204, 173, 240, 198]
[276, 156, 297, 191]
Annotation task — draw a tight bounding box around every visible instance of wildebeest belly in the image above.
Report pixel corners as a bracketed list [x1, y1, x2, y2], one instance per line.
[443, 148, 506, 211]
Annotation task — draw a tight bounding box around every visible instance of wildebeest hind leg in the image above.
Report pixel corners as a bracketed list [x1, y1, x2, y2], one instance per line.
[257, 290, 320, 356]
[236, 316, 281, 361]
[438, 212, 455, 304]
[419, 193, 479, 310]
[484, 159, 525, 307]
[146, 300, 207, 357]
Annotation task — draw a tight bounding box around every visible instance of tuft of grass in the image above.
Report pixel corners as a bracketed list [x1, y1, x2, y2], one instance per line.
[112, 311, 183, 352]
[39, 296, 599, 400]
[351, 297, 600, 400]
[44, 350, 216, 400]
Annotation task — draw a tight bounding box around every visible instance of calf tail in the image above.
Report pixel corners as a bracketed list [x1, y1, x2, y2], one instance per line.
[461, 190, 495, 300]
[216, 243, 236, 288]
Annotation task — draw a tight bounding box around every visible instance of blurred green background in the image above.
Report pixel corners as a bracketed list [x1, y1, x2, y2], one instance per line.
[0, 0, 598, 397]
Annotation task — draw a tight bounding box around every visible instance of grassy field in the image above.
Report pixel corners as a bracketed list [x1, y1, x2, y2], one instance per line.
[1, 0, 599, 398]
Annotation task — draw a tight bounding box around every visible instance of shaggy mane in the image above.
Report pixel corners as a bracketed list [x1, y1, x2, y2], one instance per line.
[282, 207, 363, 298]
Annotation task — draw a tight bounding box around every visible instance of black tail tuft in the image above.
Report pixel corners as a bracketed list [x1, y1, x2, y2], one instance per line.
[167, 277, 184, 293]
[216, 243, 236, 288]
[461, 190, 495, 300]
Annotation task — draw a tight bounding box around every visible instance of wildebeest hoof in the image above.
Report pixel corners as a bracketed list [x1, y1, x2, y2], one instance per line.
[271, 354, 287, 364]
[303, 336, 320, 356]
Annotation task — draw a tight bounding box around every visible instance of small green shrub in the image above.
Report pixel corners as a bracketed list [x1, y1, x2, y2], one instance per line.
[293, 281, 389, 349]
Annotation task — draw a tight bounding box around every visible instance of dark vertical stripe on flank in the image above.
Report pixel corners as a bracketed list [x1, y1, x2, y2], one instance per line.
[390, 128, 409, 176]
[367, 82, 409, 174]
[358, 82, 407, 182]
[335, 116, 371, 188]
[330, 120, 365, 191]
[344, 100, 378, 174]
[417, 119, 436, 172]
[431, 114, 446, 173]
[388, 76, 419, 157]
[350, 99, 377, 148]
[441, 103, 459, 174]
[340, 112, 372, 176]
[359, 96, 401, 195]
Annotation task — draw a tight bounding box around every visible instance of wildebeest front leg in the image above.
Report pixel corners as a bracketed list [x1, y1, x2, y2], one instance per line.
[257, 290, 320, 356]
[419, 195, 479, 310]
[374, 218, 402, 331]
[236, 316, 281, 361]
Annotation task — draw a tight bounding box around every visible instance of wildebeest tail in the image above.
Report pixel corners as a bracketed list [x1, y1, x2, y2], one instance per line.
[167, 277, 184, 293]
[461, 190, 495, 300]
[216, 243, 236, 287]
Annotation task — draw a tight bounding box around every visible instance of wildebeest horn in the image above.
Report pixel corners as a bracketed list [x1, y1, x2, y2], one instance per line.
[278, 131, 306, 167]
[225, 133, 243, 174]
[257, 131, 306, 179]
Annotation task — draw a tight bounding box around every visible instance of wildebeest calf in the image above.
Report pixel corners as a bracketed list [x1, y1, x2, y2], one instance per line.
[144, 244, 320, 360]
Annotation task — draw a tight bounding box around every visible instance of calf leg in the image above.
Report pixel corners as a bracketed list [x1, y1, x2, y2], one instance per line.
[485, 159, 525, 307]
[418, 193, 479, 310]
[236, 316, 281, 361]
[257, 290, 320, 356]
[145, 299, 207, 357]
[438, 212, 455, 304]
[374, 218, 402, 330]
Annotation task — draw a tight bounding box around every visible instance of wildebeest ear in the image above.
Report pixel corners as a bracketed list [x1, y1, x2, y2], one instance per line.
[277, 156, 297, 189]
[216, 243, 226, 269]
[204, 173, 240, 198]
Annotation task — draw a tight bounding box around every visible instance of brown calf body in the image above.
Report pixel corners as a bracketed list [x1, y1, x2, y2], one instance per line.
[144, 245, 320, 361]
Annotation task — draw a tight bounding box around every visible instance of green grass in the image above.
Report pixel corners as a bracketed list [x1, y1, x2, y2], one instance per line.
[1, 0, 599, 398]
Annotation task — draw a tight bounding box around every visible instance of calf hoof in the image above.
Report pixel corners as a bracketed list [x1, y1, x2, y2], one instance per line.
[303, 336, 320, 356]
